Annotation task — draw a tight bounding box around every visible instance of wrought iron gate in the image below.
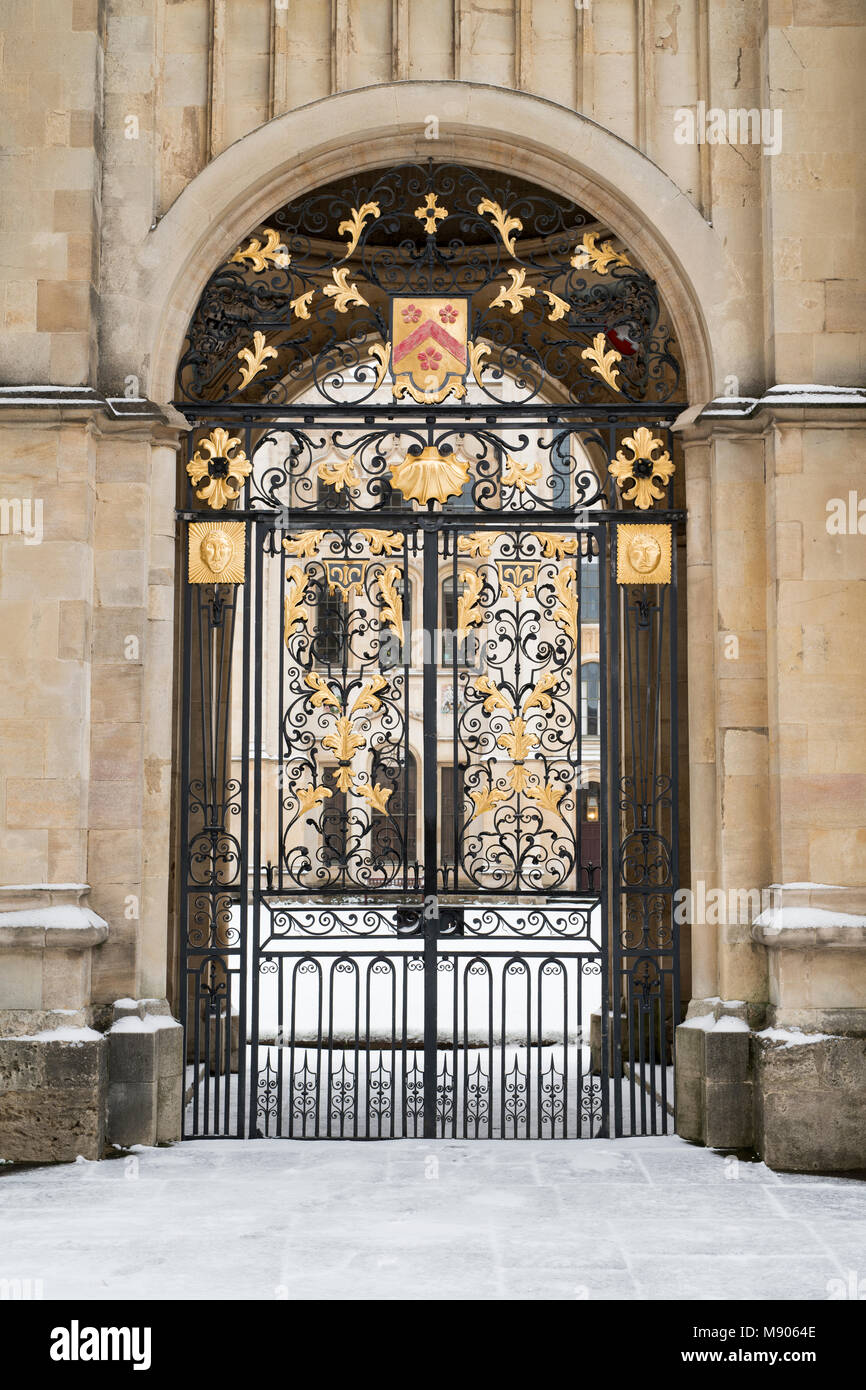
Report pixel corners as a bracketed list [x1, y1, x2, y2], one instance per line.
[175, 161, 683, 1139]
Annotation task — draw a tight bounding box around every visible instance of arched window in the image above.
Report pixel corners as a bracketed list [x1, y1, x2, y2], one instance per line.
[581, 661, 599, 737]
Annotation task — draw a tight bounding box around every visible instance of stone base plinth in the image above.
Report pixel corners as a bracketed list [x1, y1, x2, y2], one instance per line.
[0, 1029, 106, 1162]
[107, 999, 184, 1148]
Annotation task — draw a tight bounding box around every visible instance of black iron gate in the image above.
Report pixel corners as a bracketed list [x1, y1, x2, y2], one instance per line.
[175, 160, 683, 1139]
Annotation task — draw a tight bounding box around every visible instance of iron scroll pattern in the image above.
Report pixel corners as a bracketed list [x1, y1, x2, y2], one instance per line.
[441, 525, 595, 896]
[611, 552, 680, 1135]
[175, 160, 682, 410]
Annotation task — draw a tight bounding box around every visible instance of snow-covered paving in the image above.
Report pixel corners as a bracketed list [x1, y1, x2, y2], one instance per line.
[2, 1136, 865, 1300]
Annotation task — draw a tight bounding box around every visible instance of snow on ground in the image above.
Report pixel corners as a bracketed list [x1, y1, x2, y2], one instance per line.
[1, 1136, 864, 1301]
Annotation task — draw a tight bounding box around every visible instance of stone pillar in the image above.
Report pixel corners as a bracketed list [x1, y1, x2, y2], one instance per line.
[676, 389, 866, 1170]
[0, 391, 186, 1161]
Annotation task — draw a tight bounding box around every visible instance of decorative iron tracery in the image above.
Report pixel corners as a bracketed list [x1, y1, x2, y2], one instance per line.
[177, 160, 683, 1144]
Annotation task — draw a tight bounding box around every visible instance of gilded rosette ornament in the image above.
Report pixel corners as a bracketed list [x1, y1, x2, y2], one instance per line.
[391, 297, 469, 402]
[187, 429, 252, 510]
[609, 428, 675, 510]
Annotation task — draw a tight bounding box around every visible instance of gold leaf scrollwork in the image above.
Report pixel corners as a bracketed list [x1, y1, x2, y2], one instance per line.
[489, 267, 535, 316]
[502, 453, 543, 494]
[469, 785, 508, 817]
[570, 232, 631, 275]
[350, 674, 389, 716]
[353, 779, 392, 815]
[457, 531, 501, 558]
[497, 717, 537, 764]
[337, 201, 381, 259]
[476, 198, 522, 255]
[229, 227, 288, 272]
[303, 672, 341, 710]
[523, 672, 558, 713]
[414, 192, 448, 235]
[282, 531, 326, 558]
[187, 428, 252, 511]
[551, 566, 579, 644]
[467, 339, 490, 388]
[377, 563, 404, 641]
[609, 427, 675, 510]
[322, 717, 366, 789]
[322, 267, 370, 312]
[317, 453, 361, 493]
[295, 783, 333, 816]
[533, 533, 579, 559]
[524, 781, 567, 818]
[456, 569, 484, 640]
[359, 529, 404, 556]
[544, 290, 570, 322]
[473, 675, 514, 716]
[582, 333, 623, 394]
[369, 341, 391, 390]
[283, 565, 308, 644]
[237, 330, 278, 390]
[290, 290, 315, 320]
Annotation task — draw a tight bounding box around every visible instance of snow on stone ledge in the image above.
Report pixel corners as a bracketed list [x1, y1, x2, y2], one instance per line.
[0, 905, 107, 930]
[754, 906, 866, 930]
[755, 1027, 835, 1048]
[680, 1014, 750, 1032]
[4, 1027, 103, 1045]
[109, 1015, 181, 1033]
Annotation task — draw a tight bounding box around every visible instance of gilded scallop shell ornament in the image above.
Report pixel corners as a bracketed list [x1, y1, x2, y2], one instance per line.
[388, 445, 471, 506]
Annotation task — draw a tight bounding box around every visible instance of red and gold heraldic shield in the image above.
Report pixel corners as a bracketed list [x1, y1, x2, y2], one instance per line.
[390, 296, 470, 403]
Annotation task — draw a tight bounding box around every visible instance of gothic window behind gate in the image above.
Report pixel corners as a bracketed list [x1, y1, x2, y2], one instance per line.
[442, 575, 477, 666]
[379, 576, 412, 669]
[581, 661, 600, 737]
[370, 753, 417, 864]
[321, 767, 348, 866]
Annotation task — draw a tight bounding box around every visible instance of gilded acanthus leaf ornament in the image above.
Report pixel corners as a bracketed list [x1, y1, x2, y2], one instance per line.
[582, 333, 623, 393]
[497, 716, 536, 763]
[414, 192, 448, 235]
[359, 530, 403, 556]
[187, 428, 252, 510]
[476, 198, 522, 255]
[570, 232, 631, 275]
[229, 227, 288, 272]
[282, 531, 326, 558]
[523, 672, 558, 713]
[544, 290, 570, 322]
[388, 445, 470, 506]
[283, 565, 308, 643]
[609, 428, 675, 510]
[473, 675, 515, 716]
[467, 339, 490, 388]
[237, 330, 278, 389]
[490, 268, 535, 315]
[350, 674, 389, 716]
[317, 453, 361, 493]
[337, 201, 381, 259]
[469, 785, 508, 817]
[304, 672, 341, 710]
[502, 453, 543, 493]
[353, 779, 392, 815]
[458, 531, 501, 557]
[456, 569, 484, 640]
[377, 564, 404, 641]
[533, 533, 578, 559]
[524, 782, 566, 817]
[551, 566, 579, 644]
[323, 717, 366, 784]
[295, 783, 333, 815]
[290, 289, 315, 319]
[369, 341, 391, 390]
[322, 267, 370, 312]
